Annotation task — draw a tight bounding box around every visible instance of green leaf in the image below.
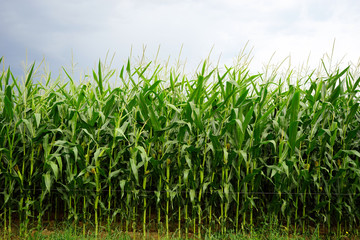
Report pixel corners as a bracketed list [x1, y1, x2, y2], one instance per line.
[289, 90, 300, 153]
[109, 169, 122, 180]
[342, 150, 360, 158]
[345, 103, 359, 125]
[115, 127, 129, 141]
[185, 155, 192, 169]
[260, 140, 277, 152]
[243, 105, 254, 131]
[281, 161, 289, 177]
[189, 189, 196, 203]
[4, 85, 13, 119]
[200, 92, 219, 115]
[48, 161, 59, 180]
[328, 85, 341, 105]
[25, 62, 35, 95]
[241, 169, 261, 185]
[97, 60, 103, 95]
[334, 150, 360, 159]
[183, 169, 190, 184]
[167, 103, 181, 114]
[120, 180, 127, 198]
[281, 199, 287, 215]
[34, 113, 41, 128]
[268, 165, 282, 178]
[130, 150, 139, 185]
[22, 119, 34, 136]
[224, 183, 230, 201]
[44, 171, 52, 192]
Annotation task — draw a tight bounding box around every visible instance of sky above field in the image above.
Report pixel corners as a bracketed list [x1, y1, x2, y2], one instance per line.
[1, 0, 360, 78]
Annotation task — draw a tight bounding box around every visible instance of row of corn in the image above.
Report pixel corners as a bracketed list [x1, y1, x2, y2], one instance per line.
[0, 56, 360, 239]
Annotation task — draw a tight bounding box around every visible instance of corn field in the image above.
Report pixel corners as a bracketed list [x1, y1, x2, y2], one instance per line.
[0, 55, 360, 239]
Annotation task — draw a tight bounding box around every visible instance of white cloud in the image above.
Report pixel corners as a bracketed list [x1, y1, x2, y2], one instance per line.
[1, 0, 359, 78]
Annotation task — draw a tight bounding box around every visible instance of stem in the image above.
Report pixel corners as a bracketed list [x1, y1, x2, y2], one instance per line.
[158, 174, 162, 235]
[303, 189, 306, 234]
[166, 159, 170, 239]
[143, 197, 147, 238]
[3, 208, 6, 239]
[208, 172, 214, 237]
[185, 190, 188, 239]
[316, 156, 321, 237]
[243, 160, 249, 233]
[108, 184, 112, 232]
[126, 196, 129, 233]
[142, 141, 150, 239]
[8, 205, 11, 235]
[132, 204, 136, 233]
[83, 196, 86, 237]
[220, 201, 224, 234]
[37, 191, 43, 231]
[221, 166, 224, 234]
[177, 146, 181, 239]
[143, 172, 147, 238]
[95, 164, 100, 239]
[295, 186, 298, 234]
[95, 195, 99, 239]
[157, 145, 162, 236]
[74, 196, 77, 234]
[209, 205, 212, 237]
[236, 153, 241, 234]
[250, 160, 254, 235]
[225, 166, 229, 234]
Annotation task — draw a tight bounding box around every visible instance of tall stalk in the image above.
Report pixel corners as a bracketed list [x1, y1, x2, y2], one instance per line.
[1, 54, 359, 239]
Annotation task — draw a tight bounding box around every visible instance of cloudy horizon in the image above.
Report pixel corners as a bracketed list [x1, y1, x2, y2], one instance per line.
[1, 0, 360, 80]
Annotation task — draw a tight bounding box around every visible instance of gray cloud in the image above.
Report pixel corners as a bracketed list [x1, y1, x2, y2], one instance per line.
[1, 0, 359, 79]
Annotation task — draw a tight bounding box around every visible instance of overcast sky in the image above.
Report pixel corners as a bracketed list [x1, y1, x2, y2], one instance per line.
[1, 0, 360, 79]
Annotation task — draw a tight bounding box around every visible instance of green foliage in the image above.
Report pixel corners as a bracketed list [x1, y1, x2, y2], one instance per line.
[0, 55, 359, 239]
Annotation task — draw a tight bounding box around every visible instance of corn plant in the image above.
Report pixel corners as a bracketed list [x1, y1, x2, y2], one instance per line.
[0, 54, 359, 240]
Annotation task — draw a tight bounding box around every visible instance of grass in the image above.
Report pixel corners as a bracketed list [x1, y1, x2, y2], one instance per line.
[4, 220, 327, 240]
